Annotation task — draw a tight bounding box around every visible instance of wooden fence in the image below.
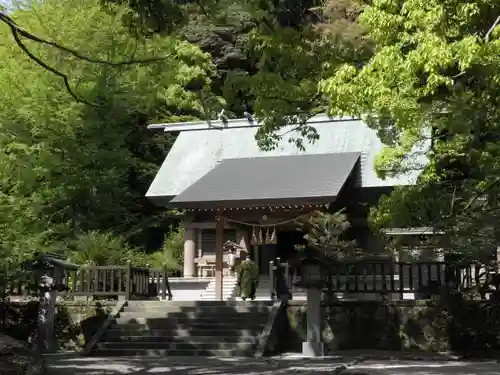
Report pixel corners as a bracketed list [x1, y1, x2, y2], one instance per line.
[272, 261, 499, 300]
[3, 264, 173, 301]
[326, 261, 448, 295]
[4, 260, 498, 301]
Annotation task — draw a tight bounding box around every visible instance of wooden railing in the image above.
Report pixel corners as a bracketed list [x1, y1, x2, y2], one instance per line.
[4, 263, 173, 301]
[287, 261, 498, 299]
[4, 259, 497, 301]
[2, 274, 36, 298]
[322, 261, 446, 296]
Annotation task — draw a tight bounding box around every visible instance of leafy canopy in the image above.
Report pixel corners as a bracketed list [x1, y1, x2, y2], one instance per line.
[319, 0, 500, 261]
[0, 0, 212, 266]
[299, 210, 360, 261]
[104, 0, 372, 150]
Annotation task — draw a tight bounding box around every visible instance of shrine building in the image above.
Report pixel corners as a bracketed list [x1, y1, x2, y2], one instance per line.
[146, 114, 428, 299]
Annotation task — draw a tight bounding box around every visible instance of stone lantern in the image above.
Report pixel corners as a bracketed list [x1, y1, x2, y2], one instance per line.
[25, 253, 78, 353]
[294, 249, 329, 357]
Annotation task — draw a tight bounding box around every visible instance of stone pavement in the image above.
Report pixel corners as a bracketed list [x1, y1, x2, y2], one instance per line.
[45, 353, 500, 375]
[350, 360, 500, 375]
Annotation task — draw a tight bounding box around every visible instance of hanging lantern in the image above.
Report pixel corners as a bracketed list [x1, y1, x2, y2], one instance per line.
[269, 226, 277, 245]
[258, 227, 264, 245]
[251, 226, 258, 246]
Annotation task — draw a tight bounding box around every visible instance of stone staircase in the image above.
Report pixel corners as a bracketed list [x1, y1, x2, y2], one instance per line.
[92, 300, 273, 356]
[200, 275, 238, 300]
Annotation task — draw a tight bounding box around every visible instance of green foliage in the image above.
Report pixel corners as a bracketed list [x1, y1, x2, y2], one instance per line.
[148, 227, 184, 272]
[237, 0, 372, 150]
[108, 0, 372, 150]
[0, 301, 112, 350]
[298, 210, 360, 261]
[67, 231, 148, 266]
[288, 299, 500, 354]
[0, 0, 212, 265]
[315, 0, 500, 261]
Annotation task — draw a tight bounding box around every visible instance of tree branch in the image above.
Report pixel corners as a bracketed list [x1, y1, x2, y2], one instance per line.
[262, 92, 322, 106]
[9, 24, 99, 107]
[485, 15, 500, 42]
[461, 177, 500, 213]
[0, 12, 173, 66]
[0, 10, 178, 106]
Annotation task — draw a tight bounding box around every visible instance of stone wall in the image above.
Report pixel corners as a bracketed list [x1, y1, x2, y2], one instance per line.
[58, 300, 117, 349]
[0, 300, 117, 350]
[284, 296, 500, 356]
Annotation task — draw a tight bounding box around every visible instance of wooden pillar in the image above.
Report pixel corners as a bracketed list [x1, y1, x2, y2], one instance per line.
[215, 215, 225, 300]
[197, 229, 203, 258]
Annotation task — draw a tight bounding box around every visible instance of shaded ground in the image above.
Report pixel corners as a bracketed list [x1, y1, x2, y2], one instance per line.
[46, 354, 345, 374]
[351, 360, 500, 375]
[45, 353, 500, 375]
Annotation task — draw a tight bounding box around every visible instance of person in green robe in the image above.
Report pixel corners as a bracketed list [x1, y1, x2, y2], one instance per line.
[237, 254, 259, 301]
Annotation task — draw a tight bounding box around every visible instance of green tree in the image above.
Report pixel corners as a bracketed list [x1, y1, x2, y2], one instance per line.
[299, 210, 360, 261]
[68, 231, 148, 266]
[242, 0, 372, 150]
[0, 0, 212, 265]
[105, 0, 371, 150]
[318, 0, 500, 262]
[148, 227, 184, 273]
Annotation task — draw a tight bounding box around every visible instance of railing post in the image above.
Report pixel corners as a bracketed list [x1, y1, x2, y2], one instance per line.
[269, 260, 275, 300]
[165, 265, 173, 301]
[161, 265, 167, 300]
[125, 261, 132, 300]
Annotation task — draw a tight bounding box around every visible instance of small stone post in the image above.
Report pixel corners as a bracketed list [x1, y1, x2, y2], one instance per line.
[36, 274, 57, 353]
[302, 287, 325, 357]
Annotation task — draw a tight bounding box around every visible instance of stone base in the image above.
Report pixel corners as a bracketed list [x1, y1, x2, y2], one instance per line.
[302, 341, 325, 357]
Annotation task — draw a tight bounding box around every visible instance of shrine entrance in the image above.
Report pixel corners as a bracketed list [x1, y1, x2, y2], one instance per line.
[254, 229, 307, 275]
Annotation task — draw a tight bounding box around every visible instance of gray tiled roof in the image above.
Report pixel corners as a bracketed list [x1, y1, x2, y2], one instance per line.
[146, 115, 428, 206]
[169, 153, 360, 208]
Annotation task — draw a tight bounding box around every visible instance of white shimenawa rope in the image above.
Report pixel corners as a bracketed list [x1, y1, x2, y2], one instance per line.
[218, 212, 312, 228]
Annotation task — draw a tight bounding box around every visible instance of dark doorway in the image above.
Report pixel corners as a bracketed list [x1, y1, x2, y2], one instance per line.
[277, 230, 307, 262]
[255, 229, 308, 275]
[258, 244, 277, 275]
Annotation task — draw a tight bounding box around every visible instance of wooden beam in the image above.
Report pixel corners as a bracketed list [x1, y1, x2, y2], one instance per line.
[185, 221, 236, 230]
[214, 215, 225, 300]
[184, 203, 328, 214]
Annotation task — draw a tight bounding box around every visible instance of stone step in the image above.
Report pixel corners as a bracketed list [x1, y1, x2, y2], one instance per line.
[198, 293, 235, 296]
[121, 305, 273, 315]
[203, 282, 237, 286]
[92, 300, 271, 358]
[92, 348, 254, 357]
[117, 311, 269, 321]
[200, 292, 236, 297]
[125, 301, 273, 308]
[105, 327, 261, 338]
[201, 290, 237, 300]
[204, 278, 237, 283]
[203, 279, 237, 283]
[98, 340, 256, 350]
[111, 319, 266, 330]
[202, 284, 237, 288]
[114, 317, 268, 326]
[201, 295, 236, 300]
[104, 333, 256, 343]
[202, 288, 236, 292]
